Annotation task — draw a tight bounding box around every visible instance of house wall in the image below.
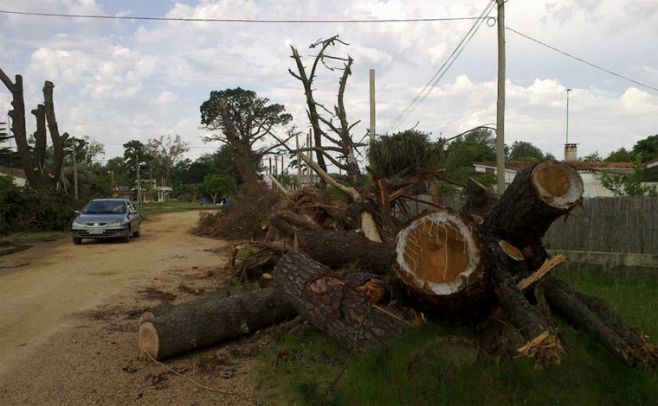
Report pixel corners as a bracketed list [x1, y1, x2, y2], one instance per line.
[474, 165, 616, 198]
[579, 172, 616, 198]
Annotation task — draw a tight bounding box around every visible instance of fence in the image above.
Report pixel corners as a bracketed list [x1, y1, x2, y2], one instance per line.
[405, 193, 658, 255]
[543, 197, 658, 254]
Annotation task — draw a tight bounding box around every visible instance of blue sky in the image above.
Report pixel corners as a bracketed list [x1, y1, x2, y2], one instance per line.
[1, 0, 657, 165]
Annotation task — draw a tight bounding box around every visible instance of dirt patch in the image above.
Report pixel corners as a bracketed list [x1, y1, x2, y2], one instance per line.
[0, 211, 261, 404]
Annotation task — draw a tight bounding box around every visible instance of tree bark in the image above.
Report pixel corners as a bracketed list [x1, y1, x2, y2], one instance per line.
[484, 161, 583, 247]
[462, 177, 498, 219]
[138, 288, 294, 360]
[273, 251, 411, 349]
[543, 278, 658, 367]
[42, 81, 69, 186]
[296, 229, 395, 274]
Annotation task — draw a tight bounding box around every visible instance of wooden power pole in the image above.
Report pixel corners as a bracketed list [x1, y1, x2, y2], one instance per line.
[72, 141, 78, 200]
[369, 69, 376, 147]
[495, 0, 506, 195]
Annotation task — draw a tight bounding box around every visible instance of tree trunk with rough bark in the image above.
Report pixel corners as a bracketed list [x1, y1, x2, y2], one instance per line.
[138, 288, 294, 360]
[273, 251, 411, 349]
[296, 229, 395, 274]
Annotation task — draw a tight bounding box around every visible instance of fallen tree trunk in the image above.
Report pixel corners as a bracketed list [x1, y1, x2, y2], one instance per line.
[296, 229, 395, 274]
[273, 251, 411, 349]
[543, 278, 658, 368]
[138, 288, 294, 360]
[484, 160, 583, 248]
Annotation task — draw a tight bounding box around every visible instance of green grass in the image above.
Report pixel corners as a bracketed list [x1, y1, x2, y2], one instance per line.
[135, 201, 219, 220]
[0, 231, 66, 256]
[257, 269, 658, 405]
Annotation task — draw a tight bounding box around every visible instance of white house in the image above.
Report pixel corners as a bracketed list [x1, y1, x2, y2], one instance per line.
[473, 161, 633, 198]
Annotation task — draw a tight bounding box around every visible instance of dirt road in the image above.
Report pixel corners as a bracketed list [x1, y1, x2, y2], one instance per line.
[0, 211, 263, 404]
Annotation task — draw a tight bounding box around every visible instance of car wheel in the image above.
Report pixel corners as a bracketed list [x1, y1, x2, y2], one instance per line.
[73, 237, 82, 245]
[123, 228, 131, 243]
[132, 228, 140, 238]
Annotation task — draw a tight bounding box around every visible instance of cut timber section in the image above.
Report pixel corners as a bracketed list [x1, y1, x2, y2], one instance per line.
[138, 288, 294, 361]
[395, 210, 482, 297]
[485, 161, 583, 248]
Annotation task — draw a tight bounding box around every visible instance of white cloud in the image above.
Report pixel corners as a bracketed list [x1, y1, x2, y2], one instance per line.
[0, 0, 657, 165]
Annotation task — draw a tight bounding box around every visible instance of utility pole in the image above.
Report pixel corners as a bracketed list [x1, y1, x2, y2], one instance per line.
[136, 152, 141, 204]
[565, 88, 572, 144]
[495, 0, 506, 195]
[296, 131, 301, 188]
[72, 140, 79, 200]
[369, 69, 376, 147]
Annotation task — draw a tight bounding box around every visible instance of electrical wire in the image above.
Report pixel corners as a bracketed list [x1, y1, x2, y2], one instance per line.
[381, 0, 497, 135]
[0, 9, 485, 24]
[506, 26, 658, 93]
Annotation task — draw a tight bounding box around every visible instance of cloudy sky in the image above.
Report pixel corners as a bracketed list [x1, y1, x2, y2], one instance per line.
[1, 0, 657, 166]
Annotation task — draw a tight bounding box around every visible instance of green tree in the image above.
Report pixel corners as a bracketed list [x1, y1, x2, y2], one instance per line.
[123, 140, 149, 185]
[443, 127, 496, 184]
[105, 156, 128, 186]
[369, 130, 435, 178]
[580, 151, 603, 162]
[508, 141, 544, 162]
[605, 147, 634, 162]
[200, 87, 292, 190]
[146, 134, 189, 185]
[202, 174, 235, 204]
[632, 134, 658, 163]
[601, 156, 658, 196]
[0, 121, 19, 167]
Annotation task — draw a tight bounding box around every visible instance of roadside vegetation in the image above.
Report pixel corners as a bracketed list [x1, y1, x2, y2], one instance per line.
[257, 267, 658, 405]
[136, 201, 218, 220]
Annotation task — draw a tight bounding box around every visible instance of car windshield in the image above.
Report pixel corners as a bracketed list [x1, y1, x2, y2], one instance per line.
[82, 200, 127, 215]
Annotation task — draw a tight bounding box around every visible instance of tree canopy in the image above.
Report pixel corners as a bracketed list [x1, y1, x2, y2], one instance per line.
[369, 130, 435, 178]
[508, 141, 544, 162]
[200, 87, 292, 189]
[146, 134, 189, 185]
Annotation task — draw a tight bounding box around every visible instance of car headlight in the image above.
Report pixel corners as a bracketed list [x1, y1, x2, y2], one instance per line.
[107, 221, 125, 228]
[72, 222, 86, 228]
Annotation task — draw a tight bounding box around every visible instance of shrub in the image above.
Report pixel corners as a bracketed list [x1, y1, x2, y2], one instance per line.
[0, 175, 80, 235]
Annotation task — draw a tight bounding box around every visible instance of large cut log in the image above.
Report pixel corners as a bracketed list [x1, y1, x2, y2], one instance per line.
[273, 251, 411, 349]
[138, 288, 294, 360]
[394, 209, 492, 320]
[296, 229, 395, 274]
[484, 161, 583, 247]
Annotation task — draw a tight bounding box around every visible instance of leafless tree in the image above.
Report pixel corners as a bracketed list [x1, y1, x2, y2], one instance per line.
[289, 35, 364, 185]
[0, 67, 69, 189]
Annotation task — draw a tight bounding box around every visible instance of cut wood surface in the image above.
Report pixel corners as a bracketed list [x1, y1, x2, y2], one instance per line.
[138, 288, 294, 360]
[485, 161, 583, 247]
[395, 210, 483, 297]
[296, 229, 395, 274]
[273, 251, 410, 349]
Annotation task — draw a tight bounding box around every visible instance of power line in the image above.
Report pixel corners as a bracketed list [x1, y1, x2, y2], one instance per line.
[382, 1, 497, 135]
[0, 9, 485, 24]
[506, 26, 658, 93]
